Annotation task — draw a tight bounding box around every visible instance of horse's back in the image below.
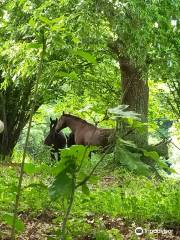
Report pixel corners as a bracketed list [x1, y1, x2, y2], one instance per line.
[79, 126, 115, 147]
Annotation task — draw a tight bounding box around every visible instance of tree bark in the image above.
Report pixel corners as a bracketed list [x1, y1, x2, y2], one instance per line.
[119, 57, 149, 146]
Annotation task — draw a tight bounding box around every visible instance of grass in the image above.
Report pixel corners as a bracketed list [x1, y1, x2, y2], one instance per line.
[0, 155, 180, 239]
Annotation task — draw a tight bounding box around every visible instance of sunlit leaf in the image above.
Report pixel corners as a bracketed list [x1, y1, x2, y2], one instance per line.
[26, 43, 42, 49]
[24, 163, 37, 174]
[109, 105, 141, 120]
[39, 16, 51, 25]
[73, 50, 97, 64]
[143, 150, 159, 161]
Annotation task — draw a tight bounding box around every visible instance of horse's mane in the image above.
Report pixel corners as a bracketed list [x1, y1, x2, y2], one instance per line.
[63, 114, 94, 126]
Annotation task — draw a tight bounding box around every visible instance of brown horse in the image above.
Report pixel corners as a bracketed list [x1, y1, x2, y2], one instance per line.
[55, 113, 115, 150]
[66, 131, 76, 148]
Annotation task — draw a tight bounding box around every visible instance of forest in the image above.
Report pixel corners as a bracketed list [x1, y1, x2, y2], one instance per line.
[0, 0, 180, 239]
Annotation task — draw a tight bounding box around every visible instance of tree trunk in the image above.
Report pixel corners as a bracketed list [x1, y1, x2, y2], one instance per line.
[119, 57, 149, 147]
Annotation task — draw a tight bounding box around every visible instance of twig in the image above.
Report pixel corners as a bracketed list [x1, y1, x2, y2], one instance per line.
[76, 146, 89, 172]
[61, 172, 76, 240]
[10, 34, 46, 240]
[75, 144, 113, 188]
[156, 128, 180, 151]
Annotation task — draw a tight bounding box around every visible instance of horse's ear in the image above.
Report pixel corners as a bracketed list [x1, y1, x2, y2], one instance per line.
[50, 117, 52, 122]
[63, 111, 65, 115]
[56, 118, 58, 122]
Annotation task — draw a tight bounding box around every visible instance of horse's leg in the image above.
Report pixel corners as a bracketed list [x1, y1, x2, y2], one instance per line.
[54, 151, 59, 161]
[51, 147, 60, 161]
[50, 149, 56, 160]
[53, 147, 60, 161]
[58, 150, 61, 161]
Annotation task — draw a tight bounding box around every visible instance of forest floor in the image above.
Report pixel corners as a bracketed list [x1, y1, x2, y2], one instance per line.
[0, 164, 180, 240]
[1, 209, 180, 239]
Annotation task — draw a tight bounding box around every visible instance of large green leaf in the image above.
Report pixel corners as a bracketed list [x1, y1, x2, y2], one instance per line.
[73, 50, 97, 64]
[143, 150, 160, 161]
[109, 105, 141, 120]
[60, 145, 95, 169]
[143, 149, 175, 173]
[49, 171, 73, 200]
[117, 147, 150, 176]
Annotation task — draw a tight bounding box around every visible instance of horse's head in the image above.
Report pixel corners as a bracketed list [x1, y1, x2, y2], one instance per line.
[44, 118, 65, 147]
[50, 117, 58, 131]
[44, 118, 57, 146]
[55, 112, 67, 132]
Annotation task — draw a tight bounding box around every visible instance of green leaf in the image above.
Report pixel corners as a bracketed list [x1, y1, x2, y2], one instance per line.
[18, 0, 26, 6]
[49, 171, 73, 200]
[109, 105, 141, 120]
[26, 43, 42, 49]
[39, 16, 51, 25]
[117, 147, 150, 176]
[158, 161, 176, 173]
[28, 18, 36, 27]
[57, 71, 70, 77]
[24, 183, 48, 190]
[73, 50, 97, 64]
[141, 149, 175, 173]
[118, 139, 137, 148]
[60, 145, 93, 167]
[69, 71, 78, 80]
[24, 163, 37, 174]
[89, 175, 99, 184]
[143, 150, 160, 161]
[51, 16, 65, 24]
[51, 25, 65, 31]
[117, 147, 141, 170]
[72, 37, 80, 44]
[82, 183, 90, 195]
[1, 213, 25, 232]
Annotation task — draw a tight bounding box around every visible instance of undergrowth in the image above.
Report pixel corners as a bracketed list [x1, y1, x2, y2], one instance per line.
[0, 155, 180, 239]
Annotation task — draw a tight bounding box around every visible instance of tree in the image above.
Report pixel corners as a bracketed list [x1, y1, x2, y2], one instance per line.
[95, 0, 179, 146]
[0, 0, 179, 158]
[0, 0, 119, 158]
[0, 1, 47, 158]
[0, 74, 41, 157]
